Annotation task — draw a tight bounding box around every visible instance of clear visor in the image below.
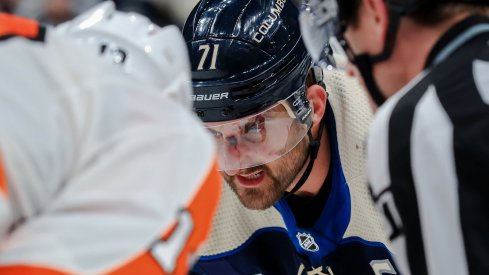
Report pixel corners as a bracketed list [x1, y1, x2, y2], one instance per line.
[206, 89, 312, 172]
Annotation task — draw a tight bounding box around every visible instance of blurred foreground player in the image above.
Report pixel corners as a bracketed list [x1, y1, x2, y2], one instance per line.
[0, 4, 220, 274]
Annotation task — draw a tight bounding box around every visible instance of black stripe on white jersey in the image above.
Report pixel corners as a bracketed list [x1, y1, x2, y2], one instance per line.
[388, 75, 432, 275]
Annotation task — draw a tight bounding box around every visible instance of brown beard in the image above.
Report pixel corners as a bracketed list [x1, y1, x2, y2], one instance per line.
[223, 137, 310, 209]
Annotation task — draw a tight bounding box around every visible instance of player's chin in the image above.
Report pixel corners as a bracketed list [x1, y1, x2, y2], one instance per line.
[241, 198, 276, 210]
[235, 186, 279, 210]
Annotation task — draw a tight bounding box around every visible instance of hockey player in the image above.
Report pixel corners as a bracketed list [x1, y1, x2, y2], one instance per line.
[0, 3, 220, 274]
[183, 0, 398, 274]
[299, 0, 489, 274]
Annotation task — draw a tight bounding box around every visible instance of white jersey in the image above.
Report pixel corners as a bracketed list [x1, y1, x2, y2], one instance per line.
[0, 15, 221, 275]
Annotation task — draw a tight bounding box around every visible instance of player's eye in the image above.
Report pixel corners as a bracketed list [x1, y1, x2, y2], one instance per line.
[243, 116, 266, 143]
[244, 116, 265, 133]
[208, 128, 223, 139]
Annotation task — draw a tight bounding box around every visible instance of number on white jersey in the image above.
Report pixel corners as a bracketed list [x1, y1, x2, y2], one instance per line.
[151, 209, 194, 273]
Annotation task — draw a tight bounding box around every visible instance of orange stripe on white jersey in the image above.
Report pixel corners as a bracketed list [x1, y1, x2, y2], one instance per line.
[0, 13, 39, 39]
[0, 264, 67, 274]
[0, 157, 7, 197]
[167, 157, 221, 275]
[107, 158, 222, 275]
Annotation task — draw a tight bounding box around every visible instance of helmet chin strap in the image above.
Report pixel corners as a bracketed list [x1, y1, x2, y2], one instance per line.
[352, 54, 386, 106]
[284, 116, 326, 197]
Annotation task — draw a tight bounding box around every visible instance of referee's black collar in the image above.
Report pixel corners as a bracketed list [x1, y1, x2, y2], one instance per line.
[425, 15, 489, 69]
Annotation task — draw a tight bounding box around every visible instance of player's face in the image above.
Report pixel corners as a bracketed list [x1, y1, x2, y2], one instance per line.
[222, 134, 309, 210]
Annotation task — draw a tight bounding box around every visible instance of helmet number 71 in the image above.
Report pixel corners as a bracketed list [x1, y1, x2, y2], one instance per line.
[197, 44, 219, 70]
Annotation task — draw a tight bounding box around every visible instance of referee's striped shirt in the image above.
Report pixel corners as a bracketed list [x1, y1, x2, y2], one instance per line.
[367, 16, 489, 275]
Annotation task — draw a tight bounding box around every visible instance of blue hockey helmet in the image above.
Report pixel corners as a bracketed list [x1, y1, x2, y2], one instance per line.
[183, 0, 316, 171]
[183, 0, 312, 123]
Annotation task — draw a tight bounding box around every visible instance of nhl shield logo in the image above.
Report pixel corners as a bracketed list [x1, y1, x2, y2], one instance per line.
[296, 232, 319, 252]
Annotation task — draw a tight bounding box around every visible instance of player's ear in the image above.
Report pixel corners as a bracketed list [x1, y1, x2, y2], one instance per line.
[345, 0, 390, 56]
[306, 84, 328, 134]
[364, 0, 390, 47]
